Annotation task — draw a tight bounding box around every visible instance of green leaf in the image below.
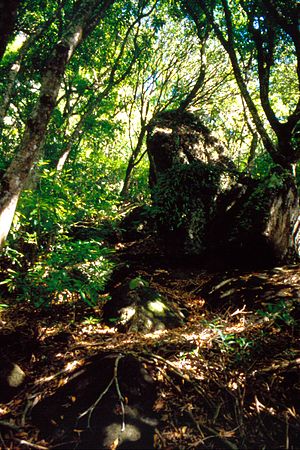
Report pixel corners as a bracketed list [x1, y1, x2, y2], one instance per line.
[129, 277, 149, 289]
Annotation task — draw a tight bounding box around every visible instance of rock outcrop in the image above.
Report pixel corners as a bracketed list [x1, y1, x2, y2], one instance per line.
[147, 109, 300, 267]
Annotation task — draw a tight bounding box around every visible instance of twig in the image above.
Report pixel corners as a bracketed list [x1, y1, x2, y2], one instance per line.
[285, 413, 290, 450]
[79, 376, 114, 427]
[204, 422, 240, 450]
[13, 439, 48, 450]
[49, 440, 78, 449]
[234, 386, 245, 439]
[138, 352, 239, 449]
[22, 395, 40, 427]
[186, 410, 239, 450]
[156, 366, 181, 394]
[114, 355, 126, 432]
[212, 402, 222, 424]
[186, 410, 205, 440]
[154, 427, 166, 447]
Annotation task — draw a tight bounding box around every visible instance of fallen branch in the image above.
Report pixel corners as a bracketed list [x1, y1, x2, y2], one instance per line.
[78, 354, 125, 429]
[259, 359, 300, 374]
[114, 355, 126, 431]
[79, 375, 114, 427]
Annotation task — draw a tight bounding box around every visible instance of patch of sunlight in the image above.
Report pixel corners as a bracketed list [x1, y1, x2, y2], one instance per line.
[144, 329, 168, 338]
[6, 32, 27, 54]
[35, 359, 83, 385]
[64, 360, 83, 372]
[81, 326, 115, 335]
[172, 358, 194, 373]
[0, 406, 10, 415]
[147, 299, 166, 313]
[154, 126, 172, 134]
[120, 306, 136, 322]
[182, 328, 215, 342]
[81, 323, 105, 334]
[3, 116, 14, 125]
[225, 321, 247, 333]
[145, 317, 154, 330]
[103, 423, 141, 447]
[39, 326, 60, 339]
[228, 373, 245, 390]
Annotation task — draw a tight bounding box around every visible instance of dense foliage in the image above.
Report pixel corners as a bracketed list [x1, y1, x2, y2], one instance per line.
[0, 0, 298, 304]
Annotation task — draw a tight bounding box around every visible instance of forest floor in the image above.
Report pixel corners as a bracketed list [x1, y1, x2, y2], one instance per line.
[0, 232, 300, 449]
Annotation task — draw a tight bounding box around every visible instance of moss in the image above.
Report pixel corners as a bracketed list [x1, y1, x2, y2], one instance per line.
[152, 161, 221, 229]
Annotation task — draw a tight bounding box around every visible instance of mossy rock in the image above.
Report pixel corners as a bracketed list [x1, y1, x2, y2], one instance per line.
[103, 277, 185, 332]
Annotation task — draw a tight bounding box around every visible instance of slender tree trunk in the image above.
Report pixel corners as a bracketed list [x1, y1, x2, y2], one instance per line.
[121, 156, 136, 198]
[247, 132, 258, 169]
[121, 126, 146, 197]
[56, 6, 146, 172]
[0, 0, 115, 249]
[56, 85, 115, 171]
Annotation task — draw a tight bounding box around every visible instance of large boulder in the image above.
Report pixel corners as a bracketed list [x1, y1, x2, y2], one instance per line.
[147, 109, 300, 266]
[147, 109, 236, 257]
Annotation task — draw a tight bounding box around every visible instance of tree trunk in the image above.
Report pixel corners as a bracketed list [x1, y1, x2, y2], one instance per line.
[121, 156, 135, 198]
[120, 125, 146, 197]
[0, 0, 115, 249]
